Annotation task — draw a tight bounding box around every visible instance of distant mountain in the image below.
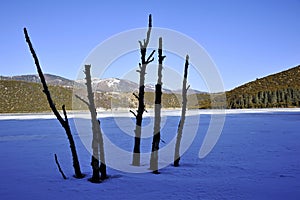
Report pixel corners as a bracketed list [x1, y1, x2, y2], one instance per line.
[0, 74, 76, 88]
[76, 78, 139, 93]
[226, 65, 300, 108]
[144, 83, 173, 93]
[76, 78, 204, 94]
[2, 64, 300, 112]
[1, 74, 205, 94]
[173, 88, 207, 95]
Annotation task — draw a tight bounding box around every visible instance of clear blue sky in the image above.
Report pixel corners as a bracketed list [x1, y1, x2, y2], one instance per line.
[0, 0, 299, 91]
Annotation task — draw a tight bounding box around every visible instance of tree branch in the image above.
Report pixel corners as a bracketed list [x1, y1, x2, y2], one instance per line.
[62, 105, 68, 124]
[75, 94, 90, 107]
[138, 41, 143, 49]
[186, 85, 190, 91]
[146, 50, 156, 63]
[133, 93, 139, 100]
[54, 154, 67, 180]
[129, 110, 137, 117]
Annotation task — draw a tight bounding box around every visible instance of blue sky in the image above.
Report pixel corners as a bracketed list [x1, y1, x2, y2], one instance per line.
[0, 0, 299, 91]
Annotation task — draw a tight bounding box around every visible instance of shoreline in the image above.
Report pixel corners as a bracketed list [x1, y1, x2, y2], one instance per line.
[0, 108, 300, 120]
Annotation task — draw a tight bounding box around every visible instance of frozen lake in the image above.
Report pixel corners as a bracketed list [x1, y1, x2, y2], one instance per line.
[0, 109, 299, 199]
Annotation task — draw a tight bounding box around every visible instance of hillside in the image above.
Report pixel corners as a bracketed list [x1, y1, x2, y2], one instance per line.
[0, 79, 199, 113]
[226, 65, 300, 108]
[0, 80, 74, 113]
[1, 65, 300, 112]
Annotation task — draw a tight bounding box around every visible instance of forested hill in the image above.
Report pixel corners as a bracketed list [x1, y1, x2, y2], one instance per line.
[1, 65, 300, 112]
[226, 65, 300, 108]
[0, 80, 74, 113]
[0, 79, 187, 113]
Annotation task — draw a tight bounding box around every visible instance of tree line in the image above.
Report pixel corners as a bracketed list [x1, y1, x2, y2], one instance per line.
[227, 88, 300, 109]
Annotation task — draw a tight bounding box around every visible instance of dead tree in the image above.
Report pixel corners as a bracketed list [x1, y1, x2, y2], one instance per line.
[24, 28, 84, 178]
[130, 14, 155, 166]
[82, 65, 107, 183]
[174, 55, 190, 167]
[150, 37, 165, 173]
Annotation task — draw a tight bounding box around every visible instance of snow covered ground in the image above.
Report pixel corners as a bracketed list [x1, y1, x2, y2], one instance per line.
[0, 109, 300, 199]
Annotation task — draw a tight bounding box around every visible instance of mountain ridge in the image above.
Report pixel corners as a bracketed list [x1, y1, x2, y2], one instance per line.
[1, 64, 300, 112]
[0, 74, 76, 88]
[0, 74, 205, 94]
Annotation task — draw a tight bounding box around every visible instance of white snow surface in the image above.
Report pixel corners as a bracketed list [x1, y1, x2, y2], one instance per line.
[0, 109, 300, 199]
[105, 78, 120, 87]
[1, 108, 300, 120]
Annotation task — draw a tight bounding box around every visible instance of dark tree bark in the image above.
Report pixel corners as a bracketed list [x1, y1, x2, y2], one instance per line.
[174, 55, 190, 167]
[83, 65, 107, 183]
[130, 14, 155, 166]
[150, 37, 165, 173]
[24, 28, 84, 178]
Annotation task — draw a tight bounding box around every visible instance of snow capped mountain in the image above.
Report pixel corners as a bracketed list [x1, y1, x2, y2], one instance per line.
[105, 78, 120, 87]
[87, 79, 189, 94]
[76, 78, 139, 93]
[0, 74, 77, 88]
[96, 78, 138, 92]
[1, 73, 204, 94]
[144, 83, 173, 93]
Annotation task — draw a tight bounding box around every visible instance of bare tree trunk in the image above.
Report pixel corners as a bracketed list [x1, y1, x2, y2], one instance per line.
[130, 14, 155, 166]
[174, 55, 190, 167]
[83, 65, 107, 183]
[24, 28, 84, 178]
[150, 37, 165, 173]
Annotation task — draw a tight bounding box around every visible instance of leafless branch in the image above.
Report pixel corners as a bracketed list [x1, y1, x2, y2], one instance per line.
[62, 105, 68, 123]
[54, 154, 67, 180]
[75, 94, 90, 107]
[129, 110, 137, 117]
[186, 85, 190, 91]
[133, 93, 139, 100]
[146, 50, 156, 63]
